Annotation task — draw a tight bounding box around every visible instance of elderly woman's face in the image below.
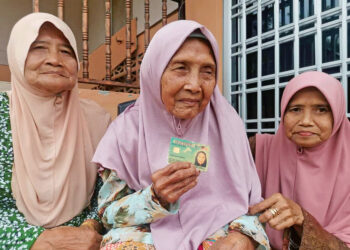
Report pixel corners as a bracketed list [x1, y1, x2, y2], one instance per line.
[284, 87, 333, 148]
[24, 22, 77, 96]
[161, 38, 216, 119]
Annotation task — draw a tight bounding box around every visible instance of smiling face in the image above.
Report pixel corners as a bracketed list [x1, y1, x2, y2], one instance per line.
[196, 152, 206, 165]
[24, 22, 78, 96]
[160, 38, 216, 120]
[284, 87, 334, 148]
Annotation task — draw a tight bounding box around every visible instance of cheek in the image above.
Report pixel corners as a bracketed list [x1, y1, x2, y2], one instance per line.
[200, 81, 216, 105]
[283, 115, 295, 138]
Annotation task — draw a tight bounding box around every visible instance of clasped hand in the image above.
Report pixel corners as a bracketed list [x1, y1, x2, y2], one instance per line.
[249, 193, 304, 232]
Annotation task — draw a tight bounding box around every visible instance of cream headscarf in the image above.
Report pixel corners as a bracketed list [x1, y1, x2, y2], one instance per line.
[7, 12, 110, 228]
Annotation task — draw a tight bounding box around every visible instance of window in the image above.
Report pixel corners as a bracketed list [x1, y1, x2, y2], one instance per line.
[247, 52, 257, 79]
[322, 28, 339, 63]
[280, 0, 293, 27]
[247, 92, 257, 119]
[232, 17, 239, 44]
[322, 0, 339, 12]
[223, 0, 350, 133]
[280, 41, 294, 72]
[231, 56, 240, 82]
[262, 47, 275, 76]
[299, 0, 314, 19]
[246, 11, 257, 39]
[300, 35, 315, 67]
[262, 4, 274, 33]
[262, 89, 275, 118]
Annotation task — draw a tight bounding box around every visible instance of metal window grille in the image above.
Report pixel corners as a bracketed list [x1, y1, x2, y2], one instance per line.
[223, 0, 350, 136]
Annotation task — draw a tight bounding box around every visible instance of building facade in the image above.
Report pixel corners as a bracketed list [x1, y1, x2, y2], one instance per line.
[223, 0, 350, 135]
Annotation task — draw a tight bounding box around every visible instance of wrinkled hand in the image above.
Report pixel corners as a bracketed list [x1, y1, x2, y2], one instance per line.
[210, 230, 256, 250]
[151, 162, 200, 206]
[249, 193, 304, 231]
[31, 226, 102, 250]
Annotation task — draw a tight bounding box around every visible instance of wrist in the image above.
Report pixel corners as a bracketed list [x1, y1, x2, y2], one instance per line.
[151, 184, 170, 209]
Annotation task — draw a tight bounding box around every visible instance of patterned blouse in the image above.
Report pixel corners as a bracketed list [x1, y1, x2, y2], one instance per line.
[0, 92, 100, 250]
[98, 169, 271, 249]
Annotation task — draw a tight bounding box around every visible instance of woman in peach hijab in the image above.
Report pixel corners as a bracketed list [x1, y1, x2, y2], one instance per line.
[249, 72, 350, 249]
[0, 13, 110, 249]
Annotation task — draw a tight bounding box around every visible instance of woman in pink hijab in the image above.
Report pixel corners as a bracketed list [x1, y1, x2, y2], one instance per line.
[249, 71, 350, 249]
[93, 20, 270, 250]
[0, 13, 110, 249]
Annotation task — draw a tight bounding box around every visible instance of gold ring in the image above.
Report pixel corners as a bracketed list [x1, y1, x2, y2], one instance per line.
[269, 208, 278, 217]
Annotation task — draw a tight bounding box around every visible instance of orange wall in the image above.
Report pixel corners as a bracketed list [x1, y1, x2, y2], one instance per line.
[186, 0, 223, 91]
[0, 65, 10, 82]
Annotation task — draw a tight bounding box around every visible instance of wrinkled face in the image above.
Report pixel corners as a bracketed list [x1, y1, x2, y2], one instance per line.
[160, 38, 216, 120]
[284, 87, 333, 148]
[24, 22, 78, 96]
[197, 152, 206, 165]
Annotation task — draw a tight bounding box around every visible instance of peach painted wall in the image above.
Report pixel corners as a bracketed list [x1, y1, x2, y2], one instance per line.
[185, 0, 223, 91]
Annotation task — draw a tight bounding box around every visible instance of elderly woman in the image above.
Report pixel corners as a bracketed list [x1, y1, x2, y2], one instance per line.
[0, 13, 110, 249]
[93, 20, 270, 250]
[249, 72, 350, 249]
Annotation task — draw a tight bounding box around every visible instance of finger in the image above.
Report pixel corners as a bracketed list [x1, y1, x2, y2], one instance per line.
[166, 178, 198, 203]
[268, 209, 292, 227]
[270, 217, 295, 231]
[249, 193, 283, 214]
[154, 165, 198, 191]
[154, 162, 192, 177]
[258, 206, 282, 223]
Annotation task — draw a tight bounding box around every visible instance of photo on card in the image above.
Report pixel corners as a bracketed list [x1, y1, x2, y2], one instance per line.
[168, 137, 210, 172]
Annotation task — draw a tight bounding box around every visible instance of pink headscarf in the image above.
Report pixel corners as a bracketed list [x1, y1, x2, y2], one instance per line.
[255, 71, 350, 248]
[93, 20, 262, 250]
[8, 13, 110, 228]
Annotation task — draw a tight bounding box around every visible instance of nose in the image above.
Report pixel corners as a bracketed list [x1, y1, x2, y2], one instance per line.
[183, 71, 201, 93]
[45, 48, 61, 66]
[300, 110, 313, 126]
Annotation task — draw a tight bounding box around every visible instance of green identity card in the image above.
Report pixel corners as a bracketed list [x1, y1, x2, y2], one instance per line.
[168, 137, 210, 172]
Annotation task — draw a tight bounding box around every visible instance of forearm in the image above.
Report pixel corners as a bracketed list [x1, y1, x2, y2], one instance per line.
[286, 209, 349, 250]
[228, 214, 270, 249]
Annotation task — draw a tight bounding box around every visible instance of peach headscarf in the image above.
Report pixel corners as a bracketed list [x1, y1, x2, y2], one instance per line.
[256, 71, 350, 248]
[7, 13, 110, 228]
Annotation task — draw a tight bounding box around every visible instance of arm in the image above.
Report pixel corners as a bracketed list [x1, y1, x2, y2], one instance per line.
[99, 169, 179, 230]
[283, 209, 349, 250]
[208, 215, 270, 250]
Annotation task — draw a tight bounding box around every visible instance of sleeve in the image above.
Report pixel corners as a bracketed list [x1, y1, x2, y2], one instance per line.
[283, 209, 349, 250]
[98, 169, 179, 230]
[229, 214, 270, 250]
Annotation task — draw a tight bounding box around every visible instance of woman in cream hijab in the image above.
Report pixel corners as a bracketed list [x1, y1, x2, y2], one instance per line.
[0, 13, 110, 249]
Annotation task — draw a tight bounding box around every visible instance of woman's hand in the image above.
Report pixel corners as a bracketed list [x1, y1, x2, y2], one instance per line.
[151, 162, 200, 206]
[249, 193, 304, 232]
[31, 226, 102, 250]
[210, 230, 256, 250]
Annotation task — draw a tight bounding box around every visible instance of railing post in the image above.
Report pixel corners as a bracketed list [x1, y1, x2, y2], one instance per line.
[33, 0, 39, 12]
[162, 0, 167, 26]
[105, 0, 112, 80]
[82, 0, 89, 79]
[126, 0, 132, 83]
[57, 0, 64, 20]
[144, 0, 150, 51]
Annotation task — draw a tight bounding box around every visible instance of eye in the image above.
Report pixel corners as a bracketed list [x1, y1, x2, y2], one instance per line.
[316, 106, 330, 113]
[60, 48, 74, 56]
[31, 45, 46, 51]
[288, 106, 301, 113]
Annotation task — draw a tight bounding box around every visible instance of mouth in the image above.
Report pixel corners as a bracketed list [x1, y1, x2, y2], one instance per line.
[42, 71, 68, 78]
[178, 98, 200, 106]
[295, 131, 315, 136]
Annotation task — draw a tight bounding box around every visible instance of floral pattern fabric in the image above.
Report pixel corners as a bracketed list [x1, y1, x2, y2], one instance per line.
[0, 92, 101, 250]
[99, 169, 270, 249]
